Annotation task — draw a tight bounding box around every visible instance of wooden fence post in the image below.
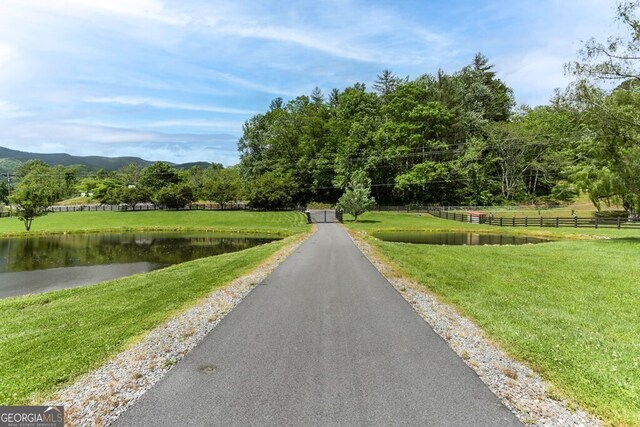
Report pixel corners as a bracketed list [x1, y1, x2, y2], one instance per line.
[512, 217, 515, 227]
[556, 217, 559, 228]
[617, 216, 621, 229]
[525, 216, 528, 227]
[595, 217, 598, 229]
[499, 217, 503, 227]
[540, 216, 543, 227]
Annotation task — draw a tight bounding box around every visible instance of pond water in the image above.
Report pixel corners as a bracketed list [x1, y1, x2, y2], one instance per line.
[0, 232, 278, 299]
[374, 231, 550, 246]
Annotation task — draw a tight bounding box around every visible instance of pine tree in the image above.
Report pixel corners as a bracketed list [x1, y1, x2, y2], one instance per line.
[311, 86, 325, 104]
[373, 69, 401, 96]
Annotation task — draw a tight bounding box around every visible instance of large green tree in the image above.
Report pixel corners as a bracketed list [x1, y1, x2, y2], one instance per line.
[154, 183, 194, 209]
[117, 185, 151, 210]
[10, 164, 56, 231]
[565, 1, 640, 217]
[140, 162, 181, 192]
[564, 84, 640, 217]
[200, 166, 241, 208]
[247, 171, 298, 210]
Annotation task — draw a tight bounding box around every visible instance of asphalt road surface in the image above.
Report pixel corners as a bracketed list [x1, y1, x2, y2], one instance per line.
[116, 223, 521, 426]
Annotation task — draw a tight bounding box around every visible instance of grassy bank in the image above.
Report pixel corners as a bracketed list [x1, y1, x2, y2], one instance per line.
[0, 210, 310, 404]
[0, 235, 303, 405]
[345, 212, 640, 425]
[0, 210, 309, 236]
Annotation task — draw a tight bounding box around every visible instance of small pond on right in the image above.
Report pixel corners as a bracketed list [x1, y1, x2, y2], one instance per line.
[374, 231, 552, 246]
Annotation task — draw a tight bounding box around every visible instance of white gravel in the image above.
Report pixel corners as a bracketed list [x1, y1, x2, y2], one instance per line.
[43, 233, 310, 427]
[348, 229, 603, 427]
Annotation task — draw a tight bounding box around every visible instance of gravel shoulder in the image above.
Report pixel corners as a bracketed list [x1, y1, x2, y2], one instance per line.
[43, 230, 312, 427]
[347, 229, 603, 427]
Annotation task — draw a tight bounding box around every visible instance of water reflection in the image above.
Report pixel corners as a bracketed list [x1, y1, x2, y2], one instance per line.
[374, 231, 550, 245]
[0, 232, 278, 298]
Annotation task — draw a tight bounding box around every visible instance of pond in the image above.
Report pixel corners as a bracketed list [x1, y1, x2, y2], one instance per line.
[0, 232, 279, 299]
[374, 231, 551, 246]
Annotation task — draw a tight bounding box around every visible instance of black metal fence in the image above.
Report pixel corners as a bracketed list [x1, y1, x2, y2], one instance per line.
[428, 208, 640, 230]
[304, 209, 343, 224]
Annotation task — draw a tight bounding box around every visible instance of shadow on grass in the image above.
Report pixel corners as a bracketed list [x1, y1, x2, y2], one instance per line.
[344, 220, 382, 224]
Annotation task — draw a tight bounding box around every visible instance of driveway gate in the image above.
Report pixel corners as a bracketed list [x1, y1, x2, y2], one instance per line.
[306, 209, 343, 224]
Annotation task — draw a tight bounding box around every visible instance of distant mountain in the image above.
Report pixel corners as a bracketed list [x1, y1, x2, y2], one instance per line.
[0, 146, 211, 172]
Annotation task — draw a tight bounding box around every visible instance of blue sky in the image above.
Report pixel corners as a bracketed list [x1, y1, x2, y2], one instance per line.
[0, 0, 619, 165]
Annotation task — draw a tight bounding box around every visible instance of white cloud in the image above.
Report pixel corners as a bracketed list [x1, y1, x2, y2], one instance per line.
[143, 119, 244, 131]
[196, 2, 454, 65]
[0, 101, 32, 119]
[83, 96, 257, 115]
[205, 70, 299, 97]
[14, 0, 189, 26]
[209, 21, 377, 63]
[498, 51, 570, 106]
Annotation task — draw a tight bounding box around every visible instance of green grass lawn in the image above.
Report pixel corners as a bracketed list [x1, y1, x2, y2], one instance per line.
[346, 212, 640, 426]
[349, 210, 640, 239]
[0, 235, 304, 405]
[0, 210, 309, 236]
[0, 210, 310, 405]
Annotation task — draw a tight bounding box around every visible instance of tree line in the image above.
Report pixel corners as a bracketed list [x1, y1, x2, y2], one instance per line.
[2, 160, 246, 230]
[238, 1, 640, 219]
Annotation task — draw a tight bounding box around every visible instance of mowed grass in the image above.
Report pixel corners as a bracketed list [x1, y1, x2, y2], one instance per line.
[0, 210, 309, 236]
[450, 195, 626, 218]
[0, 236, 300, 405]
[346, 212, 640, 426]
[0, 210, 310, 404]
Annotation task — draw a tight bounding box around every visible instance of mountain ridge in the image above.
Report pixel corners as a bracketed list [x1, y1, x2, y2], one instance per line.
[0, 146, 211, 172]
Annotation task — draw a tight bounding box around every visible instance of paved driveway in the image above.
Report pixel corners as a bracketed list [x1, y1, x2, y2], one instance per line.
[116, 224, 521, 426]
